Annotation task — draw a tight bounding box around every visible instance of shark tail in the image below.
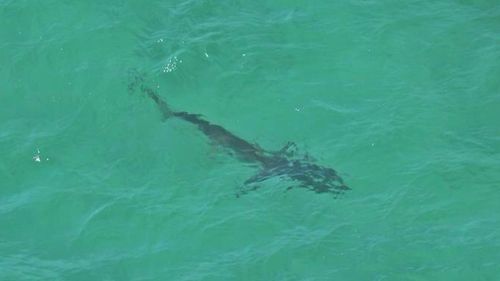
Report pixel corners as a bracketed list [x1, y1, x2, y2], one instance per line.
[141, 86, 174, 120]
[127, 69, 174, 120]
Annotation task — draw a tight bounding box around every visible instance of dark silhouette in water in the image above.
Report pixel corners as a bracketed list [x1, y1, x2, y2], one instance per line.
[128, 73, 349, 197]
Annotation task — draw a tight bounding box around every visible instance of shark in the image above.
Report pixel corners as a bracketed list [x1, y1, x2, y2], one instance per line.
[128, 73, 349, 197]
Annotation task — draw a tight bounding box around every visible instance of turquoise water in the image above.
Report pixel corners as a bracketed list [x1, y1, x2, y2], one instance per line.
[1, 1, 499, 280]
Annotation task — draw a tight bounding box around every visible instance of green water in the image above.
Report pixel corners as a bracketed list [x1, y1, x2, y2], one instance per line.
[1, 1, 499, 280]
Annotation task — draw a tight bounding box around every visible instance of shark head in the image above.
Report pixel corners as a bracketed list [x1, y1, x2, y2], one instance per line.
[241, 152, 349, 196]
[284, 159, 349, 194]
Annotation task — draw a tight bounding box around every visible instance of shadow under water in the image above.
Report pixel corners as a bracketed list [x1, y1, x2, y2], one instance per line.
[128, 71, 349, 197]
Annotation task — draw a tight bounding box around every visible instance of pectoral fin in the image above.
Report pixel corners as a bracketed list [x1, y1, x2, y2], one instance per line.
[235, 170, 272, 197]
[244, 169, 272, 185]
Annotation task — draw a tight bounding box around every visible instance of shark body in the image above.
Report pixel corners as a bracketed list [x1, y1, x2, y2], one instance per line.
[130, 75, 349, 197]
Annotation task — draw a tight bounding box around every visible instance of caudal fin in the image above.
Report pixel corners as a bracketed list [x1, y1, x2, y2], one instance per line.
[140, 85, 173, 120]
[127, 69, 173, 120]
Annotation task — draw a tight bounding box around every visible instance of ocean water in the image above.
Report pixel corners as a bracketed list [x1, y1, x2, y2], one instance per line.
[1, 0, 499, 280]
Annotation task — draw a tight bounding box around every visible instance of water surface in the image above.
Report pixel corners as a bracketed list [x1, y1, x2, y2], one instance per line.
[1, 1, 499, 280]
